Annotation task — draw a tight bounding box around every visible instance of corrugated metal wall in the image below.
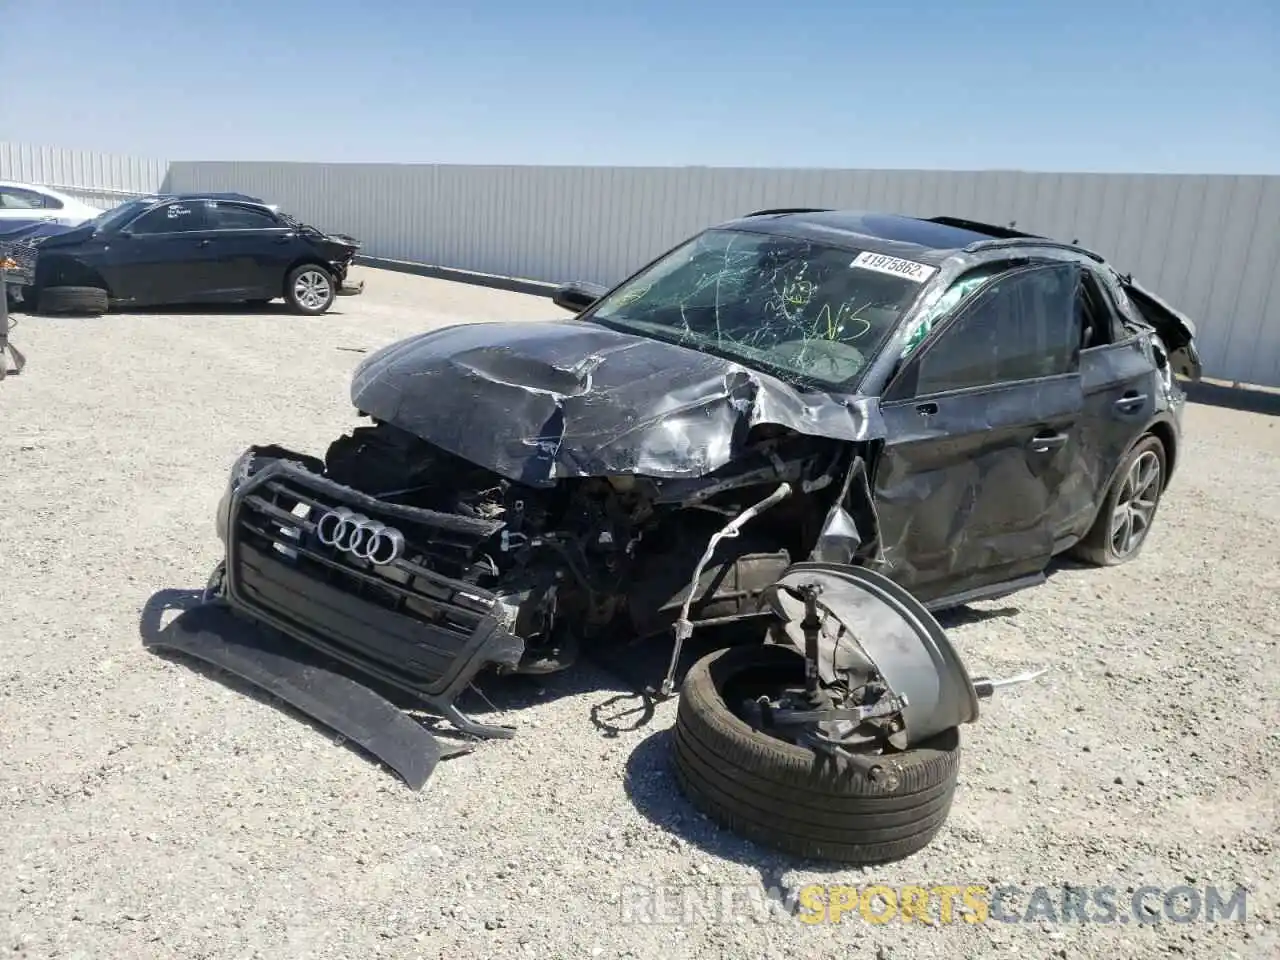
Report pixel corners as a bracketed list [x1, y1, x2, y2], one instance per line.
[166, 161, 1280, 388]
[4, 142, 1276, 387]
[0, 142, 167, 209]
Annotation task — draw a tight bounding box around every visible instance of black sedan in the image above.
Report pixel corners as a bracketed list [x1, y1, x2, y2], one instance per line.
[24, 193, 363, 315]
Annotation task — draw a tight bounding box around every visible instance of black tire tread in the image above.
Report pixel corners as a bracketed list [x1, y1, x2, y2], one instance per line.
[37, 285, 108, 316]
[671, 644, 961, 864]
[674, 725, 956, 836]
[673, 760, 955, 862]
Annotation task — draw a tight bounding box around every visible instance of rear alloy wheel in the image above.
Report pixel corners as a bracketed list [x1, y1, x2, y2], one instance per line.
[1070, 434, 1167, 566]
[285, 265, 335, 315]
[672, 644, 961, 864]
[36, 285, 108, 316]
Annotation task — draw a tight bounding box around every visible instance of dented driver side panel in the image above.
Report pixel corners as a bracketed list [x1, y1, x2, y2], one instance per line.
[867, 262, 1089, 603]
[871, 375, 1082, 602]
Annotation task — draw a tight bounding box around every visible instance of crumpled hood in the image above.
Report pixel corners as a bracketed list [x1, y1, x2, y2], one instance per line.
[21, 221, 94, 248]
[296, 224, 358, 259]
[0, 219, 77, 241]
[349, 319, 880, 486]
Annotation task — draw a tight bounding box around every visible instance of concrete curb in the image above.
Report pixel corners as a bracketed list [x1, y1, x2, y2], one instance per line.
[1181, 379, 1280, 416]
[354, 256, 560, 299]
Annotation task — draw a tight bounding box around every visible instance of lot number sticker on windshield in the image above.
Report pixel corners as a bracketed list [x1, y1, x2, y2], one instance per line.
[851, 251, 937, 283]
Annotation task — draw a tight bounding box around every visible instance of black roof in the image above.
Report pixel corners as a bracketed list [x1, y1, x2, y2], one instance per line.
[717, 209, 1098, 264]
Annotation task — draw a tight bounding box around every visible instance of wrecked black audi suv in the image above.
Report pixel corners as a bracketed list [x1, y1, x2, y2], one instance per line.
[187, 210, 1201, 750]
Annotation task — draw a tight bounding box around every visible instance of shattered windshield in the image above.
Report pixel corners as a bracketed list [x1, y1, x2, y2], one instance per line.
[587, 229, 928, 390]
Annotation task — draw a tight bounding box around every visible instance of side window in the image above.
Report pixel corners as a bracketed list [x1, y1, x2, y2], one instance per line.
[40, 192, 64, 210]
[1077, 270, 1120, 348]
[128, 202, 204, 234]
[0, 186, 50, 210]
[910, 264, 1081, 396]
[899, 265, 1002, 360]
[203, 202, 278, 230]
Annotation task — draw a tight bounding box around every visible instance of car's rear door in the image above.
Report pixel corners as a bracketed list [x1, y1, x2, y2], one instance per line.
[197, 201, 294, 298]
[872, 261, 1087, 604]
[1071, 267, 1162, 540]
[106, 201, 210, 305]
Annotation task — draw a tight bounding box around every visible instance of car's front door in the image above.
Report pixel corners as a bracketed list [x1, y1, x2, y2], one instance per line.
[196, 201, 294, 299]
[872, 262, 1086, 605]
[104, 201, 210, 305]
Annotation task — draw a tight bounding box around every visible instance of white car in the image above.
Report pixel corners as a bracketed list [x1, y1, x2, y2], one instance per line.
[0, 180, 104, 227]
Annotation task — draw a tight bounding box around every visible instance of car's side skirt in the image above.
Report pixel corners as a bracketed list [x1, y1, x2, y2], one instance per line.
[921, 572, 1047, 613]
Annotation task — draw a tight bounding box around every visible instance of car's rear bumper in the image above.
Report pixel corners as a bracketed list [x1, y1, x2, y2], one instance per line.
[218, 454, 522, 736]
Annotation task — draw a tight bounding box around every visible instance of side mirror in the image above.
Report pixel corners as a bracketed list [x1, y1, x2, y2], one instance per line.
[552, 281, 607, 313]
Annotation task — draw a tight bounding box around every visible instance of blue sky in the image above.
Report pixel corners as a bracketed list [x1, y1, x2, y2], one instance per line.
[4, 0, 1277, 172]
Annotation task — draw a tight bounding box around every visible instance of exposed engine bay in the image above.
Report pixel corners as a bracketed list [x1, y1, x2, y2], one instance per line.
[310, 418, 875, 675]
[174, 412, 1042, 794]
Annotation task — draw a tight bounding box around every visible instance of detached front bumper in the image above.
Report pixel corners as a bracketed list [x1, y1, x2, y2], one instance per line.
[214, 449, 523, 738]
[145, 599, 446, 789]
[337, 277, 364, 297]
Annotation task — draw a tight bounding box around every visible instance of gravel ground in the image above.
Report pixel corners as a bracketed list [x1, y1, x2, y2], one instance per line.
[1, 267, 1277, 960]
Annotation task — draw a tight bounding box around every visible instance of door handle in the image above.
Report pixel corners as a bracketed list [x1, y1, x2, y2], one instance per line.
[198, 239, 211, 247]
[1029, 432, 1069, 453]
[1114, 392, 1147, 411]
[915, 401, 938, 416]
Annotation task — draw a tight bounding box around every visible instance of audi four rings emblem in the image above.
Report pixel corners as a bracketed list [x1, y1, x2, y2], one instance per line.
[315, 508, 406, 566]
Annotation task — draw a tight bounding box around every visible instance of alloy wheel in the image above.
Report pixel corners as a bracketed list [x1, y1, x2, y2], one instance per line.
[1109, 450, 1162, 558]
[293, 270, 331, 311]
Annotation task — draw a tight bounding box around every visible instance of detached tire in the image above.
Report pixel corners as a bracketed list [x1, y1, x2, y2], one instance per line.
[37, 285, 108, 316]
[673, 644, 961, 864]
[284, 265, 335, 315]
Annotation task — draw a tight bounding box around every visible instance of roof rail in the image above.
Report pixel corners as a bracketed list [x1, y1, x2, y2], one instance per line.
[964, 236, 1106, 263]
[742, 207, 833, 217]
[921, 216, 1103, 262]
